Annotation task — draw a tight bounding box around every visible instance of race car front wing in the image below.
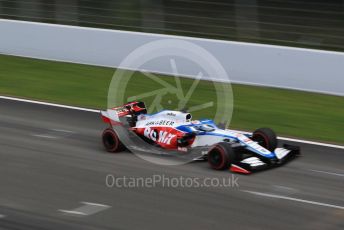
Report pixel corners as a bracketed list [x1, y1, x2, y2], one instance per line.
[230, 144, 300, 174]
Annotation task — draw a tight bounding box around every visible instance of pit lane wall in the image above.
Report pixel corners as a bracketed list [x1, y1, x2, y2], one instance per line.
[1, 19, 343, 96]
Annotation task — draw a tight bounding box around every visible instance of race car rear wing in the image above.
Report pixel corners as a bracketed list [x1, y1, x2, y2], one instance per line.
[110, 101, 146, 117]
[101, 101, 147, 125]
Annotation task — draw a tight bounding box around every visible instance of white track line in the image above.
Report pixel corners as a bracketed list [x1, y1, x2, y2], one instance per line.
[310, 169, 344, 177]
[1, 95, 344, 150]
[32, 134, 58, 139]
[0, 96, 98, 113]
[58, 210, 87, 216]
[51, 128, 75, 133]
[276, 137, 344, 150]
[81, 201, 110, 207]
[0, 214, 6, 218]
[244, 190, 344, 210]
[58, 202, 111, 216]
[231, 129, 344, 150]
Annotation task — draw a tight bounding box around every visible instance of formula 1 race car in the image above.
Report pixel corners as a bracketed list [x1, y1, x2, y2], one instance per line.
[100, 102, 300, 174]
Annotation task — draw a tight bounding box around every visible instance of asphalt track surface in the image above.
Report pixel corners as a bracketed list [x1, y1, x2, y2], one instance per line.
[0, 98, 343, 230]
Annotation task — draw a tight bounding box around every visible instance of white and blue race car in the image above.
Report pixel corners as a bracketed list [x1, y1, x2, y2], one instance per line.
[101, 101, 300, 174]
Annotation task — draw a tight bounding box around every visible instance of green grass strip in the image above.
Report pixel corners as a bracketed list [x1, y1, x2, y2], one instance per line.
[0, 54, 343, 144]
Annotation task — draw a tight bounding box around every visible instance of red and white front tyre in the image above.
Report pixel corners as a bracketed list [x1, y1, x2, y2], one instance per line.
[208, 142, 236, 170]
[102, 128, 126, 153]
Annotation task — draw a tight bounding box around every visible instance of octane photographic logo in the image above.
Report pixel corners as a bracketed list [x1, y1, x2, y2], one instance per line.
[107, 39, 233, 166]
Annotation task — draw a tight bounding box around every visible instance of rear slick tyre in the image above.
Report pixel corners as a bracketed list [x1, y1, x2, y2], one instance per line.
[102, 128, 125, 153]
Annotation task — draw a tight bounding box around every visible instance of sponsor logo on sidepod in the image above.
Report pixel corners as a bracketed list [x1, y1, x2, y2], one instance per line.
[144, 127, 176, 145]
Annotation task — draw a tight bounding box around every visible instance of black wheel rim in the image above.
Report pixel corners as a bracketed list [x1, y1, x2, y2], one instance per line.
[209, 150, 222, 167]
[254, 135, 265, 146]
[104, 133, 116, 149]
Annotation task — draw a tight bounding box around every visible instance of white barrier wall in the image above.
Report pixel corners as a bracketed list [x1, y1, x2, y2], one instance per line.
[1, 19, 343, 96]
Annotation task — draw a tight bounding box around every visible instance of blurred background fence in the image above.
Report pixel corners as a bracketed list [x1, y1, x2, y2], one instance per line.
[0, 0, 344, 51]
